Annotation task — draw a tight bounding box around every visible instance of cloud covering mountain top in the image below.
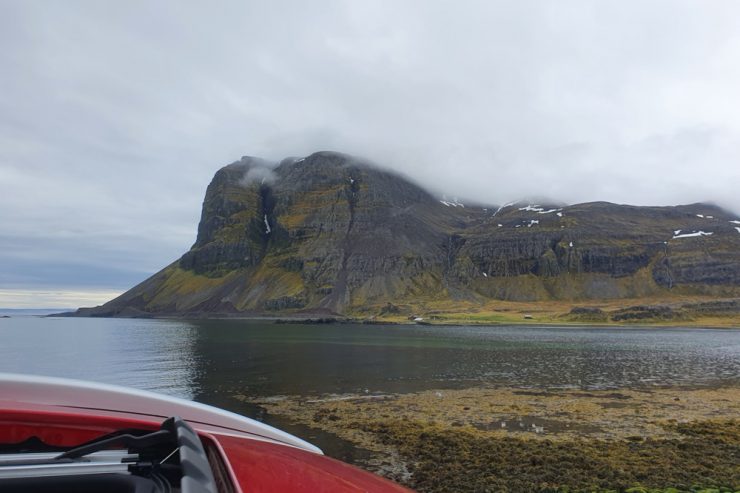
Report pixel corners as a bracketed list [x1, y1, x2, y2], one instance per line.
[2, 0, 740, 305]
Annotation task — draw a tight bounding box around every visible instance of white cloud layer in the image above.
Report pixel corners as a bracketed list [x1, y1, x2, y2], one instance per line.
[2, 0, 740, 304]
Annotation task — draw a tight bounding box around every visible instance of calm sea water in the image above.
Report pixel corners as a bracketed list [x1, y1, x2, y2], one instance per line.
[1, 317, 739, 456]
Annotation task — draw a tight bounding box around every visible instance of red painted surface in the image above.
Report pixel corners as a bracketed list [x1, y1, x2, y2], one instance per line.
[0, 375, 318, 451]
[216, 434, 412, 493]
[0, 406, 159, 446]
[0, 376, 415, 492]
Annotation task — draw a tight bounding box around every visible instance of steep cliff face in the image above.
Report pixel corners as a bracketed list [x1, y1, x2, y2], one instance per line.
[81, 151, 740, 316]
[449, 201, 740, 301]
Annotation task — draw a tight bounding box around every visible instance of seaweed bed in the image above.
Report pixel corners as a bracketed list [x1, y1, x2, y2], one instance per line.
[361, 419, 739, 493]
[240, 387, 740, 493]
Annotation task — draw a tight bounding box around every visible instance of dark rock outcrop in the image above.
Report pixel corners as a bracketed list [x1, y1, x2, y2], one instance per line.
[74, 151, 740, 316]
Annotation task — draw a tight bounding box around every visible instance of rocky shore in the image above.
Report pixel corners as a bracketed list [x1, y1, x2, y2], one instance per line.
[239, 386, 740, 493]
[62, 297, 740, 328]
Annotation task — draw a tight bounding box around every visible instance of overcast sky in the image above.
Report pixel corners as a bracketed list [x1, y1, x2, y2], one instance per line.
[2, 0, 740, 307]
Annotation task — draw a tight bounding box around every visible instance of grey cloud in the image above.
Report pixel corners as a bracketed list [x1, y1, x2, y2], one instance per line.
[2, 0, 740, 302]
[240, 162, 278, 187]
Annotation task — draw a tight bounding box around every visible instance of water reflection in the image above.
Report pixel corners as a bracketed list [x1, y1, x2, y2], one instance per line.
[1, 318, 739, 401]
[0, 317, 201, 399]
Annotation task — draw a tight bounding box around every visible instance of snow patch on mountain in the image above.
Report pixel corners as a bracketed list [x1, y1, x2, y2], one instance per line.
[673, 231, 712, 239]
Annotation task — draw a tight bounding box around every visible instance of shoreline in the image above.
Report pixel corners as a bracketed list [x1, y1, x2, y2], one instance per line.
[240, 385, 740, 492]
[47, 312, 740, 329]
[52, 296, 740, 328]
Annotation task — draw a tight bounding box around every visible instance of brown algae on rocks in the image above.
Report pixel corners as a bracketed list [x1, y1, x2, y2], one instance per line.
[238, 386, 740, 492]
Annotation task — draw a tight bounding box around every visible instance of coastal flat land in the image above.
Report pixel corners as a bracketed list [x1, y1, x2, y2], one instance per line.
[240, 386, 740, 493]
[363, 296, 740, 328]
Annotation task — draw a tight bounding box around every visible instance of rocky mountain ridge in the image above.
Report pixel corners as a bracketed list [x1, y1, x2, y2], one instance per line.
[75, 151, 740, 317]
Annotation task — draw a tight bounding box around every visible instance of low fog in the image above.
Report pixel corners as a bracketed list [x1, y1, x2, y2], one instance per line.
[2, 0, 740, 303]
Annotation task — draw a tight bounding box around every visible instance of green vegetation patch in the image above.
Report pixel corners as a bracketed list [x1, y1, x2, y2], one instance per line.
[150, 266, 232, 301]
[359, 419, 740, 493]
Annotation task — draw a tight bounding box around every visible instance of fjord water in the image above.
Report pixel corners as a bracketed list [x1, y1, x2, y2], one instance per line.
[2, 317, 739, 396]
[2, 317, 739, 455]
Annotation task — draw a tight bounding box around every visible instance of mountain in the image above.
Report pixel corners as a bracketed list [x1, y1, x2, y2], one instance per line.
[75, 151, 740, 318]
